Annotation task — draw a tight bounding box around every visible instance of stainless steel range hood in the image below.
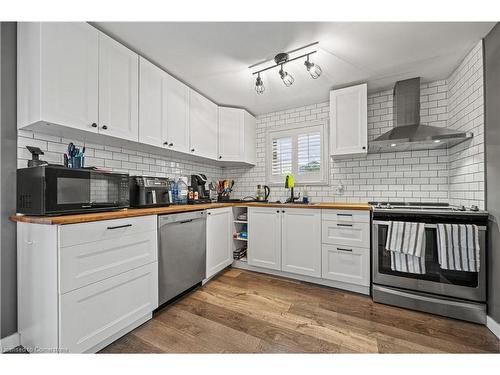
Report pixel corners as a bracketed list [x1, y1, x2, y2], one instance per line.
[369, 77, 473, 153]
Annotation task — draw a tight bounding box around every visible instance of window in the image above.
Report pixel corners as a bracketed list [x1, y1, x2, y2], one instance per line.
[267, 121, 328, 185]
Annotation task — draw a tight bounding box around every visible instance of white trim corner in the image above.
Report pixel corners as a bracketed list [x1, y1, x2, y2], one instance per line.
[0, 332, 20, 353]
[486, 315, 500, 340]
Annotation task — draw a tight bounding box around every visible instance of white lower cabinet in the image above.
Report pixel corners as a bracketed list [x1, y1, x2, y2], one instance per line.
[248, 207, 321, 276]
[248, 207, 282, 270]
[206, 207, 232, 279]
[17, 216, 158, 353]
[281, 209, 321, 277]
[322, 244, 370, 286]
[244, 207, 371, 294]
[60, 263, 158, 353]
[321, 209, 371, 288]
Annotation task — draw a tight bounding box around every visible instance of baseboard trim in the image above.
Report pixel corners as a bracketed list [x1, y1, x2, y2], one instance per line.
[232, 261, 370, 295]
[487, 316, 500, 339]
[0, 332, 20, 353]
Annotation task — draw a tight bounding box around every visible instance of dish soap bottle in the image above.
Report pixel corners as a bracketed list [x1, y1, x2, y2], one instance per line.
[303, 185, 309, 204]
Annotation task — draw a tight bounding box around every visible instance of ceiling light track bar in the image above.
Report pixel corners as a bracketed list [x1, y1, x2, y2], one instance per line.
[252, 51, 317, 75]
[248, 41, 319, 69]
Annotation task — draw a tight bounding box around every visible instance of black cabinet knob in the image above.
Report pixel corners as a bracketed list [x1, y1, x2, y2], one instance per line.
[191, 148, 195, 152]
[163, 141, 169, 145]
[91, 123, 98, 128]
[169, 143, 174, 147]
[362, 146, 366, 150]
[218, 156, 222, 159]
[102, 125, 108, 130]
[282, 210, 285, 213]
[276, 210, 280, 213]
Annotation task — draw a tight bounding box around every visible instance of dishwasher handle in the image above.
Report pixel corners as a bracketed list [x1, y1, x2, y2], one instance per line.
[158, 210, 206, 227]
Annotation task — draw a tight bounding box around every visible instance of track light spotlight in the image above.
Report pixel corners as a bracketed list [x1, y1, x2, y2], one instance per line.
[255, 73, 265, 94]
[304, 56, 322, 79]
[279, 65, 294, 87]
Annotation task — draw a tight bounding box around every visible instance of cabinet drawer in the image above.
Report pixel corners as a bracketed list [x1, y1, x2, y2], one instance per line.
[59, 262, 158, 353]
[59, 229, 157, 293]
[59, 215, 157, 248]
[322, 209, 370, 224]
[322, 244, 370, 286]
[322, 220, 370, 248]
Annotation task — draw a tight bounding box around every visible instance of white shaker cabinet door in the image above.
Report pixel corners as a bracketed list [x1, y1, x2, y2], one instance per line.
[189, 89, 218, 159]
[139, 57, 166, 147]
[206, 207, 232, 279]
[322, 244, 370, 286]
[281, 208, 321, 277]
[40, 22, 99, 132]
[248, 207, 282, 270]
[98, 32, 139, 141]
[59, 263, 158, 353]
[329, 83, 367, 157]
[165, 74, 190, 153]
[218, 107, 245, 161]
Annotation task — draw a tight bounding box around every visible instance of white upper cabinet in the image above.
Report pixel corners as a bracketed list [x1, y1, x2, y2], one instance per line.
[329, 83, 368, 157]
[218, 107, 256, 164]
[243, 111, 256, 165]
[139, 57, 167, 147]
[98, 32, 139, 141]
[165, 74, 190, 153]
[281, 208, 321, 278]
[18, 22, 253, 166]
[189, 89, 218, 159]
[18, 22, 99, 132]
[139, 57, 190, 153]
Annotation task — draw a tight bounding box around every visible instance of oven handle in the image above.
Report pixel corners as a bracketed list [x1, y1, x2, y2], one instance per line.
[373, 220, 487, 231]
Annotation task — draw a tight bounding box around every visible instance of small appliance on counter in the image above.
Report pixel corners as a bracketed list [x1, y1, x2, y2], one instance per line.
[256, 184, 270, 202]
[17, 165, 129, 216]
[189, 174, 211, 204]
[129, 176, 171, 208]
[26, 146, 48, 168]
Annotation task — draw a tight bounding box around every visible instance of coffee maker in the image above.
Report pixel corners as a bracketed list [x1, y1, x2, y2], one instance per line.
[190, 174, 211, 203]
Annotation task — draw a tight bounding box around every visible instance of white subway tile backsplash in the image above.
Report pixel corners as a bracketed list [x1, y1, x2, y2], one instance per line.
[224, 42, 484, 207]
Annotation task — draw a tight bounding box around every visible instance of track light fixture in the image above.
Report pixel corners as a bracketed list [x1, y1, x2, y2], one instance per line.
[250, 42, 322, 94]
[255, 73, 265, 94]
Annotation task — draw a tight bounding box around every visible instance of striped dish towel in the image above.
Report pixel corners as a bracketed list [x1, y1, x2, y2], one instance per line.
[436, 224, 480, 272]
[386, 221, 426, 274]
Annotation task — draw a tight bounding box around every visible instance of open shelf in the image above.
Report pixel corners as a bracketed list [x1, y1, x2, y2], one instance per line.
[233, 236, 248, 241]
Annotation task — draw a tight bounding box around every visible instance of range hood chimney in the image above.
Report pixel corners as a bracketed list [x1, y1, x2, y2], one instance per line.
[369, 77, 473, 152]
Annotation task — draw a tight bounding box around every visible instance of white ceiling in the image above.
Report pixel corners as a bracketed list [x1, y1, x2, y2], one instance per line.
[94, 22, 495, 116]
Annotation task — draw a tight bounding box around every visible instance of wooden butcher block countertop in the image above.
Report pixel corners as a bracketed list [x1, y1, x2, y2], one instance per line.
[10, 202, 371, 225]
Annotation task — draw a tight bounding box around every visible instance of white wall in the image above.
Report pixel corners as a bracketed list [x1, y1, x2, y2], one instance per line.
[226, 43, 485, 208]
[447, 41, 485, 208]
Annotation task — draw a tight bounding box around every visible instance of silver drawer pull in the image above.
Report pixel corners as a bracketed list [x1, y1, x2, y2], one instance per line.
[337, 223, 353, 227]
[337, 247, 353, 252]
[107, 224, 132, 230]
[337, 213, 352, 217]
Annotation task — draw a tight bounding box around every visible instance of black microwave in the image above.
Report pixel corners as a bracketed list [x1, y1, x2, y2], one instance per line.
[17, 165, 130, 216]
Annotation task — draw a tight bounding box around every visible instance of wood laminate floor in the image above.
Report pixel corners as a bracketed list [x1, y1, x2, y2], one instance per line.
[100, 268, 500, 353]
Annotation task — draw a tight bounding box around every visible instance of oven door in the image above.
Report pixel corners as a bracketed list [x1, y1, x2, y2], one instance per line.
[372, 220, 486, 302]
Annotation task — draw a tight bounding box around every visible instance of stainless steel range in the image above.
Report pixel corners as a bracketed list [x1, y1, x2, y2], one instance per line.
[370, 201, 488, 324]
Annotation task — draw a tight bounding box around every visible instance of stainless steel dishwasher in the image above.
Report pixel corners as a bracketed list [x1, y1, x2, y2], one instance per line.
[158, 210, 206, 306]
